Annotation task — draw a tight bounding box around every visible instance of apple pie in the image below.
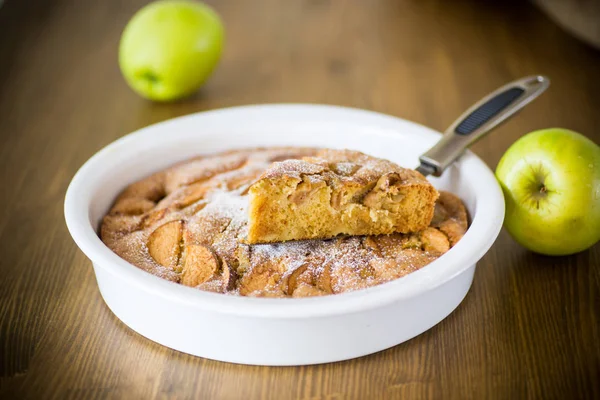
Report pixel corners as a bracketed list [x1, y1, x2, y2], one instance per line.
[247, 149, 438, 243]
[100, 147, 468, 297]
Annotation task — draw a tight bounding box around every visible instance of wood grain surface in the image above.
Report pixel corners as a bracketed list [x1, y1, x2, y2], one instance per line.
[1, 0, 599, 399]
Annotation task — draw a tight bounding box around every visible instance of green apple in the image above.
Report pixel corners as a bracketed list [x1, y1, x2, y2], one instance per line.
[119, 0, 224, 101]
[496, 128, 600, 255]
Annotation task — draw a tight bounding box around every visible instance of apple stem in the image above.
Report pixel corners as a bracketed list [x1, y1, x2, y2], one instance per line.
[138, 70, 159, 84]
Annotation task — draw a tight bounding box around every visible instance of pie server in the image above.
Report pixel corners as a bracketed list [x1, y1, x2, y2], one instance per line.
[416, 75, 550, 177]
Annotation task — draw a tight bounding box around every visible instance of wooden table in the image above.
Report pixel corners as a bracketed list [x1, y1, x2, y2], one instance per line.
[1, 0, 599, 398]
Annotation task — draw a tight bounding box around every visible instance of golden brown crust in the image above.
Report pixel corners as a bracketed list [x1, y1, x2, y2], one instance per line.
[100, 147, 468, 297]
[247, 149, 439, 244]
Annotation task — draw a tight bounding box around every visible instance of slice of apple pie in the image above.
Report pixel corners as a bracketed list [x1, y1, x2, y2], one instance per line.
[246, 149, 439, 244]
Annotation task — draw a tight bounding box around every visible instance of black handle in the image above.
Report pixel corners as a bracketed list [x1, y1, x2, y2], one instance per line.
[455, 87, 525, 135]
[417, 75, 550, 177]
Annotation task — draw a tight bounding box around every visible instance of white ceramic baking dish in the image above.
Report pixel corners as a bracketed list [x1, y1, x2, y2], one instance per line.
[64, 104, 504, 366]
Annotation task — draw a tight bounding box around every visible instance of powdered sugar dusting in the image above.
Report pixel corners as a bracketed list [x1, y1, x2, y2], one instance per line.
[100, 148, 468, 297]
